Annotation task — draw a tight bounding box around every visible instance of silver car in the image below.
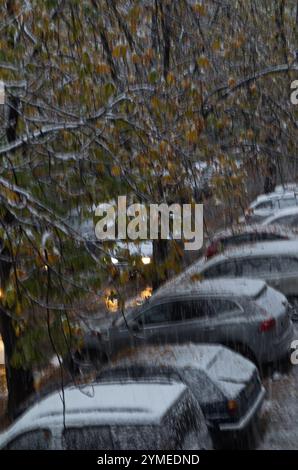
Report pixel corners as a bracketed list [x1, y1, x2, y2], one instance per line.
[185, 240, 298, 319]
[245, 191, 298, 223]
[262, 206, 298, 229]
[76, 278, 293, 366]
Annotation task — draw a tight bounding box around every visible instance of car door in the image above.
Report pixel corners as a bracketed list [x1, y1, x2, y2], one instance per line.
[166, 298, 218, 344]
[134, 302, 178, 346]
[207, 298, 245, 344]
[135, 299, 215, 346]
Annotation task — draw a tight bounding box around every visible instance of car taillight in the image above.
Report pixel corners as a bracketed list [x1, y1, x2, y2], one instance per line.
[259, 317, 276, 332]
[206, 241, 219, 259]
[227, 399, 238, 415]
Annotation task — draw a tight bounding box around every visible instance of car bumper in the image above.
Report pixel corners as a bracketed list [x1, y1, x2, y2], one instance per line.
[218, 386, 266, 432]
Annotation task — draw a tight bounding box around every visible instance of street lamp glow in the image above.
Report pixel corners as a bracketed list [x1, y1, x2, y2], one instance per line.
[141, 256, 151, 265]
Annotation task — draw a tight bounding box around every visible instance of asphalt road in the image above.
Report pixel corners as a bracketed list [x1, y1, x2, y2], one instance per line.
[257, 325, 298, 449]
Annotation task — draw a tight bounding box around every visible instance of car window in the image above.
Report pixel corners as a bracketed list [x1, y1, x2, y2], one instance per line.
[203, 260, 237, 279]
[259, 233, 287, 241]
[141, 304, 171, 325]
[170, 300, 215, 321]
[208, 298, 240, 314]
[255, 200, 273, 210]
[142, 299, 214, 325]
[3, 429, 51, 450]
[279, 257, 298, 273]
[239, 257, 280, 276]
[222, 234, 251, 248]
[278, 197, 297, 209]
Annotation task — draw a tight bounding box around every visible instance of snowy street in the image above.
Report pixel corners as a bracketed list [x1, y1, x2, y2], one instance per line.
[258, 325, 298, 449]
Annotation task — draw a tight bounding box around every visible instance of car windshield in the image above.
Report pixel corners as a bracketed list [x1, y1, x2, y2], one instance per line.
[98, 366, 181, 382]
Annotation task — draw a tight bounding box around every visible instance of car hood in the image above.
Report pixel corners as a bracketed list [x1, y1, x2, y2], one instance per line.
[204, 347, 256, 398]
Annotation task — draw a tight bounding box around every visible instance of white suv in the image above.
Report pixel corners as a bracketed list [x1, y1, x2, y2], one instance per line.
[246, 191, 298, 222]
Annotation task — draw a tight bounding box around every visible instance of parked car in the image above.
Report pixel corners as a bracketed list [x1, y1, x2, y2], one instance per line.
[205, 224, 296, 259]
[187, 240, 298, 320]
[244, 191, 298, 223]
[70, 278, 293, 368]
[98, 343, 265, 439]
[262, 207, 298, 229]
[274, 183, 298, 193]
[0, 380, 212, 450]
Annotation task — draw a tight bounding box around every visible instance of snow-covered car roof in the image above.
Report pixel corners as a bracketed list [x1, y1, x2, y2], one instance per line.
[199, 240, 298, 267]
[0, 382, 187, 446]
[262, 206, 298, 225]
[250, 190, 297, 208]
[154, 278, 266, 300]
[209, 223, 297, 242]
[106, 344, 256, 399]
[274, 183, 298, 193]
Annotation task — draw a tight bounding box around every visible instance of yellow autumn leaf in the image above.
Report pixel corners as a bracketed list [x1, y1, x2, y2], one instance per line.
[228, 77, 236, 87]
[166, 72, 175, 85]
[15, 302, 22, 316]
[247, 129, 254, 139]
[186, 129, 198, 144]
[111, 166, 121, 177]
[212, 39, 221, 51]
[193, 4, 205, 15]
[197, 55, 210, 68]
[112, 45, 121, 58]
[95, 63, 110, 74]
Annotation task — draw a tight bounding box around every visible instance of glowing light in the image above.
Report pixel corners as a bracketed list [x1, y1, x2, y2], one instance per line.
[141, 256, 151, 265]
[111, 257, 119, 265]
[141, 287, 152, 300]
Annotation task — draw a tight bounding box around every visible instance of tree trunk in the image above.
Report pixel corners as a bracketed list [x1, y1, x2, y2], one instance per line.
[0, 92, 35, 419]
[0, 309, 34, 419]
[152, 239, 169, 290]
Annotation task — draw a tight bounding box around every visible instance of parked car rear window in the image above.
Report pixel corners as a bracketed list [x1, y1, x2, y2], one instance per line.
[209, 298, 240, 314]
[3, 429, 51, 450]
